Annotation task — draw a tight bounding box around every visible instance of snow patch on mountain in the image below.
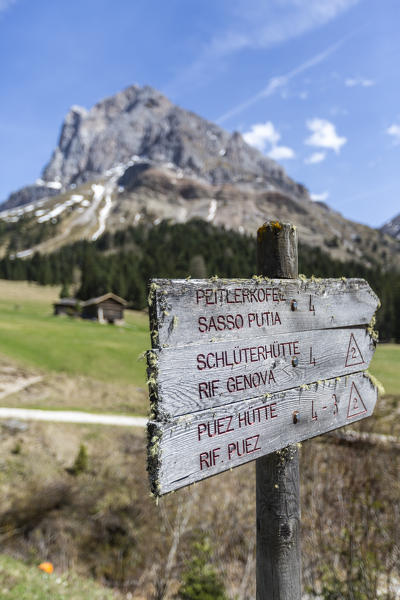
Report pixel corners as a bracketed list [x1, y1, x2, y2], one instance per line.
[207, 199, 217, 222]
[37, 194, 84, 223]
[92, 192, 113, 241]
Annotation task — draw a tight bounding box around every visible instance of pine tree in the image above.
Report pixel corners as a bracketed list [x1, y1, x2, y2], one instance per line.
[60, 282, 70, 299]
[189, 254, 207, 278]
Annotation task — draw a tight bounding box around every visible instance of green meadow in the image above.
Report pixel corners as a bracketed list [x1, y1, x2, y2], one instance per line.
[369, 343, 400, 396]
[0, 280, 148, 386]
[0, 279, 398, 396]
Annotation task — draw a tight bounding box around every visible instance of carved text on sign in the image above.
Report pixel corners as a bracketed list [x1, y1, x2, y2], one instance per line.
[149, 278, 379, 348]
[148, 373, 378, 495]
[152, 327, 375, 419]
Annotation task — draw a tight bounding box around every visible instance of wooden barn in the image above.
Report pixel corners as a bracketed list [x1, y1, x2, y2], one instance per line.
[81, 293, 128, 324]
[53, 298, 79, 317]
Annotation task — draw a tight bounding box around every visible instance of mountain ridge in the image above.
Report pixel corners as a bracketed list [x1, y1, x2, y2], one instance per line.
[0, 84, 399, 270]
[1, 84, 309, 211]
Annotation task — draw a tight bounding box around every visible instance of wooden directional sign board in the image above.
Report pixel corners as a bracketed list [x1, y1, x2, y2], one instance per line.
[147, 277, 379, 496]
[149, 278, 378, 348]
[149, 373, 377, 495]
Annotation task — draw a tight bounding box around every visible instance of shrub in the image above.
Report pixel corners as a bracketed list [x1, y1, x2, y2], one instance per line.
[177, 538, 227, 600]
[69, 444, 89, 476]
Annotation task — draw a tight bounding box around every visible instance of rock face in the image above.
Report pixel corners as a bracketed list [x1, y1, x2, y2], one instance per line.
[41, 85, 306, 198]
[381, 213, 400, 240]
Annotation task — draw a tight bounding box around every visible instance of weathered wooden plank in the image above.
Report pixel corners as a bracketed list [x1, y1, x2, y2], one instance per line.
[148, 278, 379, 349]
[147, 372, 377, 496]
[149, 327, 376, 418]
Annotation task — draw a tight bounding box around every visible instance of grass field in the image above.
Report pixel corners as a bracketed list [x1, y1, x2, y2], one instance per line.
[0, 280, 148, 386]
[369, 343, 400, 396]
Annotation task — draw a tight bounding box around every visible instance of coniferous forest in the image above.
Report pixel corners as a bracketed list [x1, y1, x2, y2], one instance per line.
[0, 219, 398, 341]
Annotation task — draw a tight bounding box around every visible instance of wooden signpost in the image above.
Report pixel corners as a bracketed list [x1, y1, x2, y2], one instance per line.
[146, 221, 380, 599]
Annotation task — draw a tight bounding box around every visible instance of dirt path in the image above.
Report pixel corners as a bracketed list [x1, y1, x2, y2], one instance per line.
[0, 407, 147, 427]
[0, 352, 148, 426]
[0, 376, 43, 400]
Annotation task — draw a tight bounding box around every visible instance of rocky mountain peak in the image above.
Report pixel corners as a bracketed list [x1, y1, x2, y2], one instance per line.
[2, 84, 310, 213]
[41, 85, 174, 187]
[39, 84, 303, 196]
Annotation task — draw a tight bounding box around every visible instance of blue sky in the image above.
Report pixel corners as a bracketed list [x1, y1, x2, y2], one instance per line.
[0, 0, 399, 227]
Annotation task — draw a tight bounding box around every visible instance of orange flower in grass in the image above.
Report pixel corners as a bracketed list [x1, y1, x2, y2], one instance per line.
[39, 562, 54, 574]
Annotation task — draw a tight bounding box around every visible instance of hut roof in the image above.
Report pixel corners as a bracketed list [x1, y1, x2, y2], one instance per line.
[54, 298, 78, 307]
[82, 292, 128, 307]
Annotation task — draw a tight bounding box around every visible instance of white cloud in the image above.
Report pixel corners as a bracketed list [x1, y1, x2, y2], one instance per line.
[305, 118, 347, 154]
[217, 39, 344, 124]
[345, 77, 375, 87]
[167, 0, 359, 98]
[311, 191, 329, 202]
[305, 151, 327, 164]
[243, 121, 295, 160]
[268, 146, 295, 160]
[386, 124, 400, 144]
[212, 0, 360, 57]
[243, 122, 279, 151]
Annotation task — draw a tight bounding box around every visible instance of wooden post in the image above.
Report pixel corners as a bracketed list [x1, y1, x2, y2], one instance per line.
[256, 222, 301, 599]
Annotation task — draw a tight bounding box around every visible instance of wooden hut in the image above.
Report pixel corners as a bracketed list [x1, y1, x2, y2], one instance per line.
[81, 293, 127, 324]
[53, 298, 79, 317]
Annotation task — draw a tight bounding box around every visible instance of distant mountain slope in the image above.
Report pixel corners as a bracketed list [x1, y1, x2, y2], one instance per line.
[0, 84, 399, 270]
[381, 213, 400, 241]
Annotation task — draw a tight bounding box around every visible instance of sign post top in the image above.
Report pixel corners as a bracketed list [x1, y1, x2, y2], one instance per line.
[257, 221, 298, 278]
